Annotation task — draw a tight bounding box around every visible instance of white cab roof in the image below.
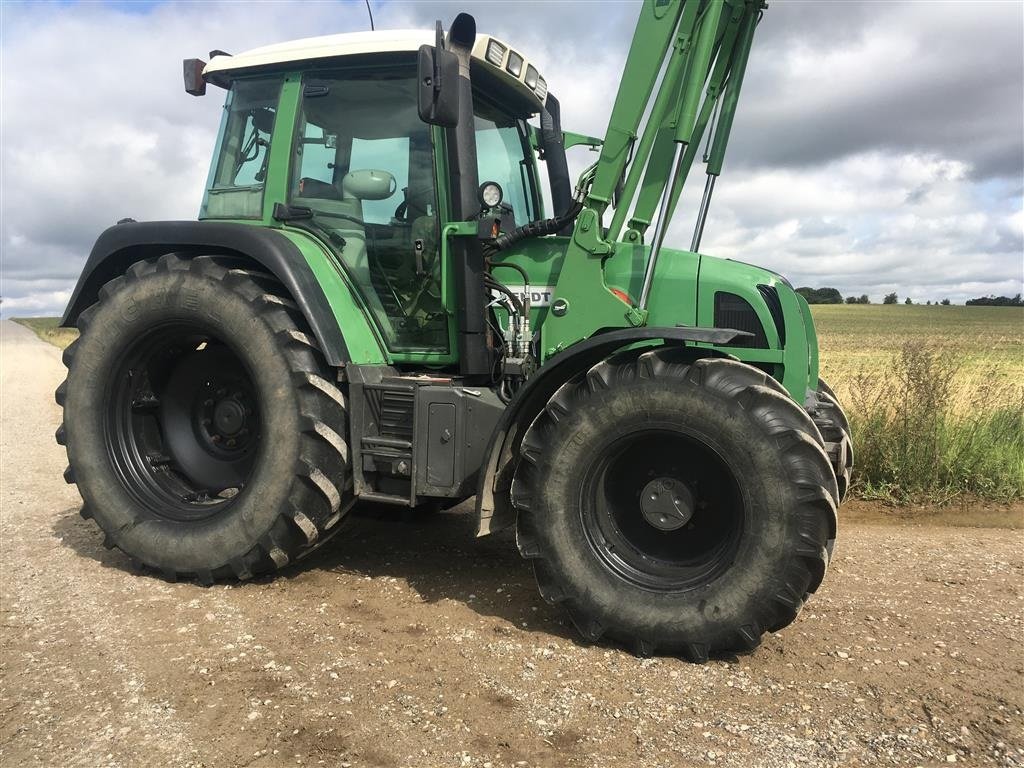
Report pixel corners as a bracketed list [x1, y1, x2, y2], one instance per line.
[202, 28, 547, 110]
[204, 30, 432, 76]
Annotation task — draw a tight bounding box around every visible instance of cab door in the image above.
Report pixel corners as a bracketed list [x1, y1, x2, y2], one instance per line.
[289, 64, 453, 361]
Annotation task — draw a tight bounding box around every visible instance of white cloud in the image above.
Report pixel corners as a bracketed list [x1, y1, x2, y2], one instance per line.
[0, 0, 1021, 317]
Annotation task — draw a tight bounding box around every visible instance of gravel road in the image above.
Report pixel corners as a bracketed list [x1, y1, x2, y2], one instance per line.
[2, 318, 1022, 768]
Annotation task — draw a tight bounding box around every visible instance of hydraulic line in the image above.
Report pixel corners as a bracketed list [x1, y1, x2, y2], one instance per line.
[690, 174, 716, 252]
[638, 141, 685, 310]
[483, 274, 524, 315]
[488, 261, 529, 284]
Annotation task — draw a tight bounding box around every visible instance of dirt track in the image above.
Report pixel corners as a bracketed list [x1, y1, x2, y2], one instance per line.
[1, 318, 1022, 768]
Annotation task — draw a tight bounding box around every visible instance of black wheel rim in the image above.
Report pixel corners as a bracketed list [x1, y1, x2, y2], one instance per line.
[104, 322, 261, 522]
[581, 427, 744, 592]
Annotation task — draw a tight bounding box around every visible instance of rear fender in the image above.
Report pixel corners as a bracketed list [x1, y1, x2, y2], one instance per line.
[61, 220, 367, 366]
[474, 326, 748, 536]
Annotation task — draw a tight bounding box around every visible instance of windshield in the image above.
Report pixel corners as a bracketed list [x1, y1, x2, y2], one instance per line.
[474, 99, 539, 226]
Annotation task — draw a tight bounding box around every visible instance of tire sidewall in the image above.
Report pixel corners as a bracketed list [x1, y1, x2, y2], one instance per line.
[64, 265, 303, 572]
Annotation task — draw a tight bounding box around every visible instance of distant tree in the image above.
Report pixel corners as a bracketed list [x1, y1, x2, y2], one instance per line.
[904, 297, 913, 305]
[796, 287, 844, 304]
[940, 299, 951, 306]
[883, 292, 898, 305]
[926, 300, 931, 305]
[965, 294, 1022, 307]
[845, 295, 858, 304]
[858, 294, 870, 304]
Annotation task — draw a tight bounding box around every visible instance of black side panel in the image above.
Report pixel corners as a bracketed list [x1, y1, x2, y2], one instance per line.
[713, 291, 768, 349]
[61, 221, 349, 365]
[474, 326, 750, 536]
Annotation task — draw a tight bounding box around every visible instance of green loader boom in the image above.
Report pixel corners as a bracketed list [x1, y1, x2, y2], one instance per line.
[56, 0, 852, 659]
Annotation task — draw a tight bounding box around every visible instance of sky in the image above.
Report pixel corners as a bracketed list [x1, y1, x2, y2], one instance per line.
[1, 0, 1022, 317]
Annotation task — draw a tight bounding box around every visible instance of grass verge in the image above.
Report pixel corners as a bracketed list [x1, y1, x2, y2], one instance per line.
[847, 343, 1024, 503]
[11, 317, 78, 349]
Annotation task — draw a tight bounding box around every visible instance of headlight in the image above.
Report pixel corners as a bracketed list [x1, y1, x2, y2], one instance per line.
[486, 39, 506, 67]
[479, 181, 503, 209]
[524, 65, 539, 89]
[506, 51, 523, 77]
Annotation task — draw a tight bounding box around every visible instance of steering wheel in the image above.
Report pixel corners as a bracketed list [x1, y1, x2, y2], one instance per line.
[393, 184, 435, 223]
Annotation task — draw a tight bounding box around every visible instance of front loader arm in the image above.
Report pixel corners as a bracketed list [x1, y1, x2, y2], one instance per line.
[543, 0, 765, 356]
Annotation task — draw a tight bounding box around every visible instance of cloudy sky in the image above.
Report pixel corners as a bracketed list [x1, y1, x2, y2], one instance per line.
[1, 0, 1022, 317]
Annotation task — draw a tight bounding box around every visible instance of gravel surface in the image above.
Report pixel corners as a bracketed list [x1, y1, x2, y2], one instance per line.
[2, 318, 1022, 768]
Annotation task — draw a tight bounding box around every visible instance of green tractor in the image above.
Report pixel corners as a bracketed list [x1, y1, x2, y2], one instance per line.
[56, 0, 852, 659]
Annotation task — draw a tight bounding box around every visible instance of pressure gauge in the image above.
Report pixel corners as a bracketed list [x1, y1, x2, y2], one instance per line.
[479, 181, 503, 209]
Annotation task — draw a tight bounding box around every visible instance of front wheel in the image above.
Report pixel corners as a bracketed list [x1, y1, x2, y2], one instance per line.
[511, 352, 838, 660]
[56, 254, 354, 582]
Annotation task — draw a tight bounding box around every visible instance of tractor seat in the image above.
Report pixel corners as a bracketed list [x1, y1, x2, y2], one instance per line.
[297, 177, 341, 200]
[294, 169, 396, 228]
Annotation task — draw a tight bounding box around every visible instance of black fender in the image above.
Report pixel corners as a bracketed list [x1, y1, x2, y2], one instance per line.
[61, 220, 349, 365]
[474, 326, 750, 536]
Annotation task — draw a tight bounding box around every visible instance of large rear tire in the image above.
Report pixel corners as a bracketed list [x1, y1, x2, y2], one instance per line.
[56, 254, 354, 582]
[511, 351, 838, 660]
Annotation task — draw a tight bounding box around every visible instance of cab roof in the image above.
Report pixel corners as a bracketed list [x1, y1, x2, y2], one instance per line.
[203, 29, 548, 112]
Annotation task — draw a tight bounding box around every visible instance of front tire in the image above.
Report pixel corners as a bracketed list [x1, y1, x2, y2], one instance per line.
[511, 351, 838, 659]
[56, 254, 354, 582]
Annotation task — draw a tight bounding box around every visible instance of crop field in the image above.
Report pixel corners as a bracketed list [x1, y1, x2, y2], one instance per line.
[812, 304, 1024, 406]
[812, 304, 1023, 502]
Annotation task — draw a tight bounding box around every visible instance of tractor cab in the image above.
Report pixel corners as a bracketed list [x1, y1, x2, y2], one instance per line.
[194, 30, 549, 355]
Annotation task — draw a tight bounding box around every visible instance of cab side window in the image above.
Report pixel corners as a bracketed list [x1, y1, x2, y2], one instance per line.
[202, 76, 282, 219]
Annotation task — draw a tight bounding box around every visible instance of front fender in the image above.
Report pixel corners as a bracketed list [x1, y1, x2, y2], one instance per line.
[474, 326, 749, 536]
[61, 220, 382, 367]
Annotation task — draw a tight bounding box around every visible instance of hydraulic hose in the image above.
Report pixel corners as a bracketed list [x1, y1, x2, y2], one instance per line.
[484, 199, 584, 257]
[483, 274, 524, 315]
[488, 261, 529, 284]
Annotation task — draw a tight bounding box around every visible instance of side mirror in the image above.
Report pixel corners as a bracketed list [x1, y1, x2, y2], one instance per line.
[183, 58, 207, 97]
[417, 23, 459, 127]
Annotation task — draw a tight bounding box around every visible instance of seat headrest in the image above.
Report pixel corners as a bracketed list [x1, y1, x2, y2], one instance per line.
[342, 169, 396, 201]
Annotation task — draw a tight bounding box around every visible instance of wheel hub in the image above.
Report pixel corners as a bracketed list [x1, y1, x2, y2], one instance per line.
[640, 477, 694, 531]
[213, 398, 246, 436]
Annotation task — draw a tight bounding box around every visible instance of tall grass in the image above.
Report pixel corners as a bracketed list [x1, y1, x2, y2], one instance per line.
[848, 343, 1024, 502]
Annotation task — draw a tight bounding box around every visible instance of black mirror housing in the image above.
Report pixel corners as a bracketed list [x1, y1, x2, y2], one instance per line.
[183, 58, 207, 96]
[417, 45, 459, 127]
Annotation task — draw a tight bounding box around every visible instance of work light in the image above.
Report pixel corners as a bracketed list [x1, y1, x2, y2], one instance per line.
[524, 65, 539, 89]
[479, 181, 503, 209]
[506, 51, 523, 77]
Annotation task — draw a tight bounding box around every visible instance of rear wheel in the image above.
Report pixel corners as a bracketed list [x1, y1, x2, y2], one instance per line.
[511, 351, 838, 659]
[56, 254, 354, 582]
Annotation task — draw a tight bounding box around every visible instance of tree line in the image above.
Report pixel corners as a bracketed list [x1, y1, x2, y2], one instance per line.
[796, 287, 1022, 306]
